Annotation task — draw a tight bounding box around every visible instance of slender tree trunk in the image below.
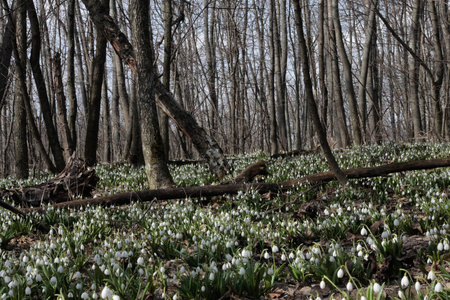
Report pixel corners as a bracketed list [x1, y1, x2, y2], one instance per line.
[160, 0, 172, 157]
[102, 75, 111, 162]
[13, 0, 28, 179]
[26, 0, 66, 171]
[292, 0, 348, 186]
[131, 0, 174, 188]
[331, 0, 362, 145]
[318, 0, 328, 126]
[357, 0, 376, 140]
[0, 1, 14, 112]
[67, 0, 78, 148]
[429, 0, 444, 139]
[408, 0, 424, 141]
[53, 53, 75, 160]
[268, 0, 278, 154]
[84, 0, 108, 166]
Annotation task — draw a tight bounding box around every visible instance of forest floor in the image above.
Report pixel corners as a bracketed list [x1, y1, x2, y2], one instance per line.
[1, 142, 450, 299]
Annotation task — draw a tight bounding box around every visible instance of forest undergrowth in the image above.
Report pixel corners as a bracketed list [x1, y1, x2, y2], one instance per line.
[1, 142, 450, 299]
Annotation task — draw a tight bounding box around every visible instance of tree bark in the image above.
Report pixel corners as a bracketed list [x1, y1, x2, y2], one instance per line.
[67, 0, 78, 148]
[0, 1, 14, 112]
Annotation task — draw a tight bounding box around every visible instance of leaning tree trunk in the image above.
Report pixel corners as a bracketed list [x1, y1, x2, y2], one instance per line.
[79, 0, 231, 180]
[292, 0, 348, 186]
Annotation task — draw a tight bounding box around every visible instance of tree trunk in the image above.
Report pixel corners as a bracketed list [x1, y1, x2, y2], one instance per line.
[26, 0, 66, 171]
[0, 1, 14, 112]
[331, 0, 362, 146]
[160, 0, 172, 157]
[27, 158, 450, 212]
[131, 0, 174, 188]
[13, 0, 28, 179]
[79, 0, 230, 180]
[53, 53, 75, 160]
[292, 0, 348, 186]
[67, 0, 78, 148]
[84, 2, 108, 166]
[408, 0, 424, 141]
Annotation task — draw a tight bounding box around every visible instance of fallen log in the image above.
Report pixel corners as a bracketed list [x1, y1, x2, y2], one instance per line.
[0, 155, 99, 207]
[24, 157, 450, 212]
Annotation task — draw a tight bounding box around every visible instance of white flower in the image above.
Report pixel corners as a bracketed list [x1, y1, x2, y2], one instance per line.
[361, 297, 367, 300]
[75, 271, 81, 279]
[437, 243, 443, 251]
[25, 287, 31, 295]
[50, 276, 57, 285]
[242, 249, 252, 258]
[415, 281, 421, 292]
[435, 282, 443, 293]
[346, 281, 353, 291]
[57, 266, 64, 273]
[209, 273, 215, 281]
[35, 274, 42, 282]
[81, 292, 89, 299]
[264, 252, 270, 259]
[337, 268, 344, 278]
[201, 286, 205, 292]
[272, 245, 279, 253]
[239, 267, 245, 275]
[267, 268, 274, 275]
[361, 228, 368, 236]
[68, 292, 74, 298]
[320, 280, 326, 289]
[373, 282, 382, 293]
[160, 266, 166, 273]
[398, 290, 404, 299]
[180, 266, 185, 273]
[281, 254, 286, 261]
[101, 286, 113, 299]
[401, 274, 409, 288]
[104, 269, 110, 275]
[112, 295, 120, 300]
[427, 270, 435, 280]
[394, 219, 400, 226]
[137, 257, 144, 265]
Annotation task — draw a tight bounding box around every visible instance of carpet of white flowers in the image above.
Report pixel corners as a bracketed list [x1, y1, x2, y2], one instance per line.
[1, 143, 450, 299]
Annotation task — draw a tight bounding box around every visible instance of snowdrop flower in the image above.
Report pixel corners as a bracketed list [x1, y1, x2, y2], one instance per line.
[361, 297, 367, 300]
[398, 290, 404, 299]
[264, 252, 270, 260]
[435, 282, 443, 293]
[267, 268, 274, 275]
[373, 282, 382, 293]
[337, 268, 344, 278]
[401, 274, 409, 288]
[57, 266, 64, 273]
[81, 292, 89, 299]
[346, 281, 353, 291]
[281, 254, 286, 261]
[361, 227, 368, 236]
[112, 295, 120, 300]
[415, 281, 421, 292]
[101, 286, 113, 299]
[137, 257, 144, 266]
[320, 280, 326, 289]
[50, 276, 57, 285]
[160, 266, 166, 273]
[239, 267, 245, 275]
[437, 243, 443, 251]
[25, 287, 31, 295]
[394, 219, 400, 226]
[272, 245, 279, 253]
[427, 270, 435, 280]
[104, 269, 110, 275]
[209, 273, 215, 281]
